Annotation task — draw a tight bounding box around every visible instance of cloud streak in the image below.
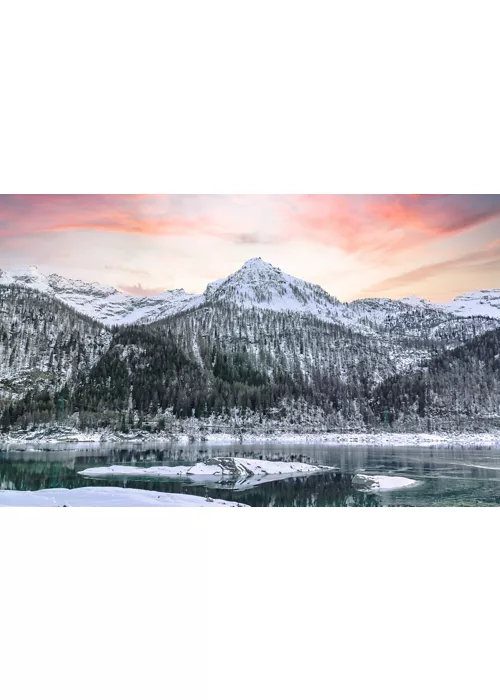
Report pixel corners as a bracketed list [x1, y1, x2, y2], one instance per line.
[0, 194, 209, 238]
[360, 243, 500, 297]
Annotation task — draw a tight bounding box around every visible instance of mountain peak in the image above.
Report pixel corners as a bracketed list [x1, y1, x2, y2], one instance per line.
[202, 257, 345, 321]
[238, 258, 281, 274]
[0, 265, 49, 290]
[243, 256, 268, 264]
[8, 265, 43, 278]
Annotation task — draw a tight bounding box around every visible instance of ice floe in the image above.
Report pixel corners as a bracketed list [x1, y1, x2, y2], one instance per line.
[352, 474, 419, 491]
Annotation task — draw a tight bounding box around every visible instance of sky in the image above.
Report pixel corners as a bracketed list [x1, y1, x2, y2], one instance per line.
[0, 194, 499, 301]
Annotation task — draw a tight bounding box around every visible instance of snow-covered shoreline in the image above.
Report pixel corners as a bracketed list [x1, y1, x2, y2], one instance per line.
[177, 431, 500, 448]
[2, 428, 500, 450]
[0, 486, 248, 507]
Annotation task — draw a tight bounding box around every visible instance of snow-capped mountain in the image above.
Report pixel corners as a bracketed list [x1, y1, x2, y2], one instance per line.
[0, 259, 347, 326]
[2, 258, 500, 436]
[204, 258, 348, 320]
[2, 258, 500, 331]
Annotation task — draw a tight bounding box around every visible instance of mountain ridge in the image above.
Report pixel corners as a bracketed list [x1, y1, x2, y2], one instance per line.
[2, 258, 500, 327]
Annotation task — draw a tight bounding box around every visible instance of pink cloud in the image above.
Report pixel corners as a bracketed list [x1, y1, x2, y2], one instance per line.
[0, 194, 208, 238]
[285, 194, 500, 257]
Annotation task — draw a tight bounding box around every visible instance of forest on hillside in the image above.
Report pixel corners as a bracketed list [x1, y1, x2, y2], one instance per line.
[1, 284, 500, 437]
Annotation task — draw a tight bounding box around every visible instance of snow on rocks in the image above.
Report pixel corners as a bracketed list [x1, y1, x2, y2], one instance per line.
[0, 486, 248, 507]
[80, 457, 335, 479]
[352, 474, 419, 491]
[78, 457, 339, 490]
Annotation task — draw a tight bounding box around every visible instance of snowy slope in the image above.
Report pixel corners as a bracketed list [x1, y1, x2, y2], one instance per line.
[438, 290, 500, 319]
[399, 295, 435, 309]
[0, 266, 202, 325]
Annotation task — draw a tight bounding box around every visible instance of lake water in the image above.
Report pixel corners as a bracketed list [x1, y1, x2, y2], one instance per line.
[1, 443, 500, 506]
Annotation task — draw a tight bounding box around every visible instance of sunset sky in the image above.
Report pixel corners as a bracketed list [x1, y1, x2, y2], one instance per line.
[0, 194, 499, 301]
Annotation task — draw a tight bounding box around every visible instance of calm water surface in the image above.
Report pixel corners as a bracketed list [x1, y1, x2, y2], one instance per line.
[1, 443, 500, 506]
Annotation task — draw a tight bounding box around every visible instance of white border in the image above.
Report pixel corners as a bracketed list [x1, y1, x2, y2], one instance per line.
[2, 0, 500, 697]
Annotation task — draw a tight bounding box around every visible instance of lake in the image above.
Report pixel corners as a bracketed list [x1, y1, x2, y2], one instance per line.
[1, 442, 500, 506]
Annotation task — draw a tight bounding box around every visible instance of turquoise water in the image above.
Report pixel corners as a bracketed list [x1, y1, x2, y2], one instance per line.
[1, 443, 500, 506]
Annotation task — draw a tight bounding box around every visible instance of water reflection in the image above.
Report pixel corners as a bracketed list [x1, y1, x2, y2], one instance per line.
[1, 443, 500, 506]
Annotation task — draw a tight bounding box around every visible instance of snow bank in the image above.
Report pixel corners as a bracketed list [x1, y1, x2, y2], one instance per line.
[197, 431, 500, 447]
[0, 487, 247, 507]
[352, 474, 419, 492]
[4, 429, 500, 449]
[219, 431, 500, 447]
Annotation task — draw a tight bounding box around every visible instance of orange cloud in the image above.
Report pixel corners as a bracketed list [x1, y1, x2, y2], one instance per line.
[360, 244, 500, 297]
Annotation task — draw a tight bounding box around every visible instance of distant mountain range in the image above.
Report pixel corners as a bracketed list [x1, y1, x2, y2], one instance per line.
[1, 257, 500, 326]
[1, 258, 500, 437]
